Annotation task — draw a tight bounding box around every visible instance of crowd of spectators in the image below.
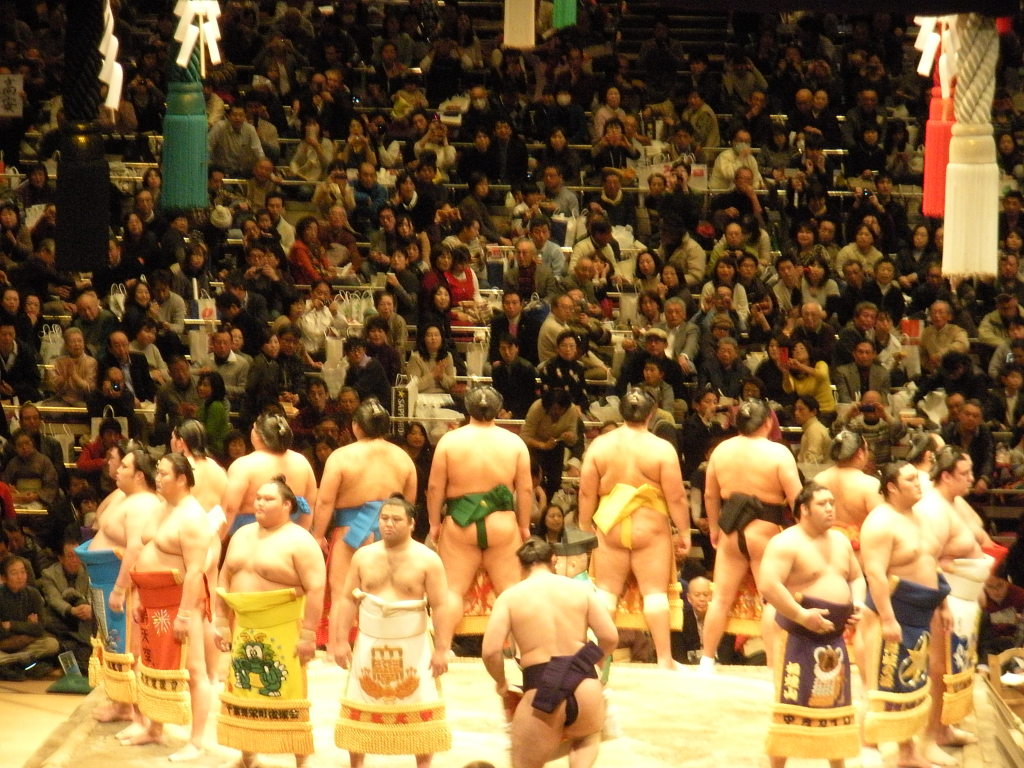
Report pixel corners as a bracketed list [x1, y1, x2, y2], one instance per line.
[4, 3, 1024, 672]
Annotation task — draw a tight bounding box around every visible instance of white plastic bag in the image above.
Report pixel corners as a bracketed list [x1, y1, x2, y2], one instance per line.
[108, 283, 127, 319]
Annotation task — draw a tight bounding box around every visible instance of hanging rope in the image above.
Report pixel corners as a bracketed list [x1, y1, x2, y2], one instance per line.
[953, 14, 999, 127]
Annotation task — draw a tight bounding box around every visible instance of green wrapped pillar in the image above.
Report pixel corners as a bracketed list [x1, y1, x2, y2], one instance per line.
[160, 79, 208, 210]
[553, 0, 577, 29]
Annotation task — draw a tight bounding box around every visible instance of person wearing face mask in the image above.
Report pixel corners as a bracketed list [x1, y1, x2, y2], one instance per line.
[709, 128, 765, 191]
[549, 87, 590, 145]
[461, 84, 505, 139]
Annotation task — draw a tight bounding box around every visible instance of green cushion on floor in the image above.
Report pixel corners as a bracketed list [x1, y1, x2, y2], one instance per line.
[47, 674, 92, 694]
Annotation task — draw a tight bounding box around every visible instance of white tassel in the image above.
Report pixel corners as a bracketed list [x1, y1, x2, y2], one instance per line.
[503, 0, 535, 50]
[942, 122, 999, 278]
[941, 14, 999, 280]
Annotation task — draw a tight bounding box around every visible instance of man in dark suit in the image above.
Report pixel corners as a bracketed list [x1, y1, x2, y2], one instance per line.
[490, 335, 538, 419]
[0, 322, 40, 402]
[224, 271, 270, 327]
[834, 339, 891, 403]
[99, 330, 155, 404]
[489, 118, 529, 185]
[941, 399, 996, 496]
[216, 292, 267, 358]
[343, 337, 391, 409]
[670, 576, 751, 664]
[985, 363, 1024, 440]
[488, 290, 540, 365]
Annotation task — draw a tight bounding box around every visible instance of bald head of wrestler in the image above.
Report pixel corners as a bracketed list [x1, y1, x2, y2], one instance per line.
[466, 385, 503, 422]
[353, 398, 390, 438]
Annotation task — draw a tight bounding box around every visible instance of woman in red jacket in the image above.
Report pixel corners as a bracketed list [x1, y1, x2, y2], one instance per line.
[288, 216, 337, 285]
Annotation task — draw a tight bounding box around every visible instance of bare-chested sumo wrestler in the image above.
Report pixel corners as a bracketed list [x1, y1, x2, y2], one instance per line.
[700, 399, 802, 670]
[427, 386, 532, 647]
[577, 388, 690, 670]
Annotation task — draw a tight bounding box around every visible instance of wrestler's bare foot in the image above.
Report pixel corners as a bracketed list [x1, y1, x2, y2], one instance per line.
[919, 742, 957, 766]
[859, 746, 883, 768]
[115, 722, 147, 742]
[697, 656, 716, 674]
[656, 657, 686, 671]
[897, 742, 944, 768]
[119, 727, 165, 747]
[168, 743, 204, 762]
[92, 701, 132, 723]
[937, 725, 978, 747]
[219, 753, 260, 768]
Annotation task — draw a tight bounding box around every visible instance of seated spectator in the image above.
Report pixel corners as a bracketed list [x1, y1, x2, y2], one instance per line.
[129, 319, 169, 388]
[406, 324, 455, 396]
[291, 378, 340, 446]
[920, 300, 971, 374]
[290, 216, 338, 284]
[47, 327, 97, 406]
[241, 334, 283, 426]
[491, 334, 538, 419]
[699, 255, 750, 327]
[980, 293, 1024, 350]
[288, 118, 335, 193]
[201, 328, 249, 406]
[831, 391, 907, 472]
[835, 339, 891, 403]
[781, 340, 836, 420]
[489, 290, 539, 366]
[99, 330, 155, 405]
[87, 367, 139, 437]
[0, 321, 40, 403]
[460, 174, 509, 246]
[217, 292, 267, 358]
[196, 371, 230, 457]
[699, 336, 746, 399]
[709, 167, 764, 232]
[793, 395, 831, 464]
[569, 217, 619, 274]
[15, 293, 44, 356]
[171, 242, 214, 302]
[38, 538, 93, 670]
[296, 280, 348, 361]
[941, 399, 996, 495]
[780, 301, 837, 366]
[591, 121, 639, 185]
[149, 272, 188, 358]
[588, 170, 636, 231]
[915, 351, 991, 408]
[153, 356, 201, 447]
[641, 358, 675, 413]
[987, 364, 1024, 441]
[70, 291, 118, 359]
[92, 237, 144, 304]
[364, 316, 402, 385]
[521, 388, 582, 501]
[76, 418, 125, 478]
[343, 336, 391, 407]
[504, 238, 558, 304]
[618, 327, 686, 398]
[538, 330, 588, 409]
[0, 555, 59, 680]
[979, 565, 1024, 658]
[3, 431, 61, 544]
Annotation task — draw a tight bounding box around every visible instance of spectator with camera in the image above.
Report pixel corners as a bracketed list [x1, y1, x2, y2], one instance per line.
[38, 537, 94, 671]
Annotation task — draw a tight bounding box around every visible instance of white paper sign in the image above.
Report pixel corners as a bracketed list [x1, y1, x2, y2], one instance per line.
[0, 74, 24, 118]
